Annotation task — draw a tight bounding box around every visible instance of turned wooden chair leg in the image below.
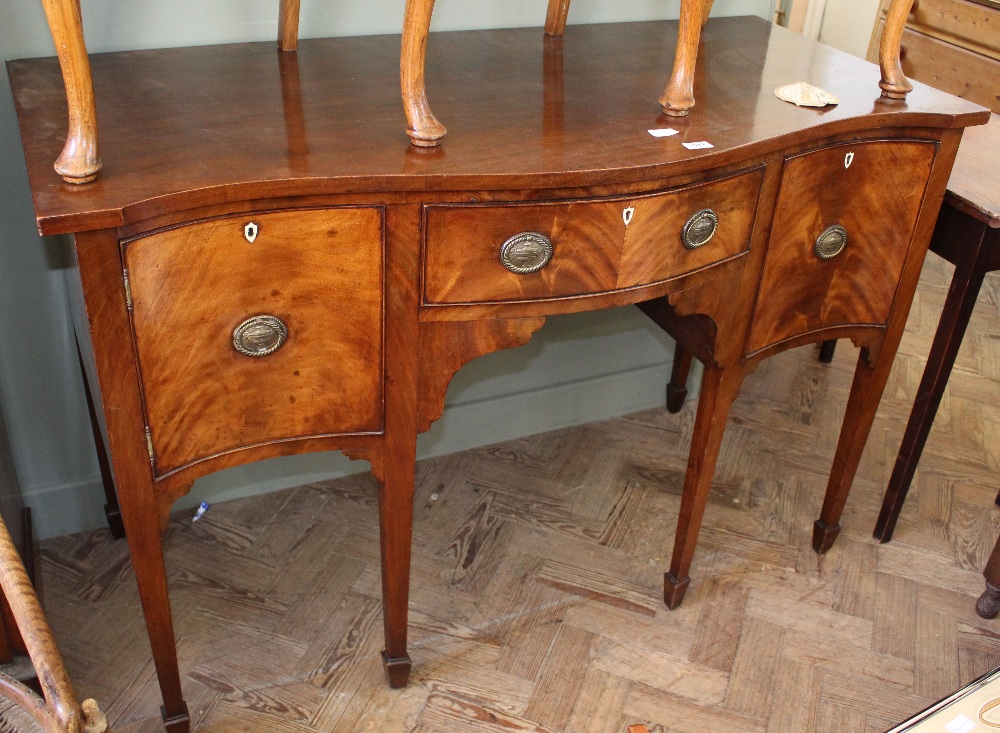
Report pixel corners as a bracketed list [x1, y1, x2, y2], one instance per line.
[666, 345, 694, 414]
[878, 0, 917, 100]
[39, 0, 101, 183]
[401, 0, 447, 147]
[0, 516, 111, 733]
[278, 0, 300, 51]
[665, 362, 745, 608]
[544, 0, 572, 36]
[659, 0, 712, 115]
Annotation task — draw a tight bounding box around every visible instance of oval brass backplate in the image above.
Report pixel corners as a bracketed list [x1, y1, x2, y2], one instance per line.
[233, 315, 288, 357]
[682, 209, 718, 249]
[815, 224, 848, 260]
[499, 232, 554, 274]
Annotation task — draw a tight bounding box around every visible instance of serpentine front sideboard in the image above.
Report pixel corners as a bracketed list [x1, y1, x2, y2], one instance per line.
[8, 17, 989, 732]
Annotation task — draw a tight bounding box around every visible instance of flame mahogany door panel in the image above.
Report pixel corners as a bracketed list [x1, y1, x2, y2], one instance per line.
[124, 207, 385, 477]
[747, 140, 937, 355]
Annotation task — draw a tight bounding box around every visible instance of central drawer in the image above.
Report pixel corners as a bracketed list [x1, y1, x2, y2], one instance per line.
[123, 207, 385, 477]
[422, 168, 764, 305]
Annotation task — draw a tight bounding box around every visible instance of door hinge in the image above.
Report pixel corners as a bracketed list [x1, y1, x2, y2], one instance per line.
[145, 426, 154, 466]
[123, 269, 133, 312]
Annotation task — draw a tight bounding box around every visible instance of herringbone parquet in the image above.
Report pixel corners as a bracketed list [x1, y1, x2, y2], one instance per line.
[38, 254, 1000, 732]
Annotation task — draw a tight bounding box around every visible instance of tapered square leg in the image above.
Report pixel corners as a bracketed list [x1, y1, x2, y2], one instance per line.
[665, 363, 745, 609]
[817, 345, 901, 555]
[874, 220, 993, 543]
[666, 346, 693, 414]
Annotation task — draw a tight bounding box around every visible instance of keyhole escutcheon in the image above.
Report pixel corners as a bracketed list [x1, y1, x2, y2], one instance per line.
[844, 151, 855, 169]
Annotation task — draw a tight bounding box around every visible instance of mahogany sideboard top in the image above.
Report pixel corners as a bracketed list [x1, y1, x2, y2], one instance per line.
[7, 17, 989, 732]
[9, 18, 985, 236]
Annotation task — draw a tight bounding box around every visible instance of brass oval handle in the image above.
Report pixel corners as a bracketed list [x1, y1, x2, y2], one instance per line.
[815, 225, 848, 260]
[233, 315, 288, 357]
[499, 232, 554, 274]
[682, 209, 719, 249]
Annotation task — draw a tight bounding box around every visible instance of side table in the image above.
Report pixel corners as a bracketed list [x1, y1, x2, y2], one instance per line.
[865, 115, 1000, 615]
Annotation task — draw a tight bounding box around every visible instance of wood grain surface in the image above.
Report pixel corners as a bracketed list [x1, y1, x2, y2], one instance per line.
[423, 166, 763, 306]
[125, 208, 385, 477]
[747, 139, 937, 354]
[8, 18, 987, 236]
[9, 17, 990, 731]
[945, 114, 1000, 224]
[36, 248, 1000, 732]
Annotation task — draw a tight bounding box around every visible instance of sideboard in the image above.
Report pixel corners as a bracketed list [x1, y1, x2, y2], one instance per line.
[7, 17, 988, 732]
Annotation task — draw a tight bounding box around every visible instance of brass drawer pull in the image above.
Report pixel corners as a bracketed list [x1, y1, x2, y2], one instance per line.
[232, 315, 288, 357]
[499, 232, 553, 274]
[682, 209, 718, 249]
[815, 225, 848, 260]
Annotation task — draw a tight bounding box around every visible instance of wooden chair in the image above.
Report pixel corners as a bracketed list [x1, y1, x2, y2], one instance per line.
[38, 0, 921, 184]
[0, 516, 109, 733]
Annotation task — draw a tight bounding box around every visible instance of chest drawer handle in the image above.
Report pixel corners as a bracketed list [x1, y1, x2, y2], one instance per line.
[233, 315, 288, 357]
[682, 209, 718, 249]
[815, 225, 848, 260]
[499, 232, 554, 274]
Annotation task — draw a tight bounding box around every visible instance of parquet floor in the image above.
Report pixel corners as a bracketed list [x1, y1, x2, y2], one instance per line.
[39, 253, 1000, 732]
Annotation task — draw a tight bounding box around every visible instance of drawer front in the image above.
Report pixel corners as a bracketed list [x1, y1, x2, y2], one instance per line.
[747, 140, 937, 355]
[124, 208, 384, 476]
[422, 169, 763, 305]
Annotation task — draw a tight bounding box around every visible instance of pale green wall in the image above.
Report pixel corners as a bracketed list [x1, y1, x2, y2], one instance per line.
[0, 0, 772, 539]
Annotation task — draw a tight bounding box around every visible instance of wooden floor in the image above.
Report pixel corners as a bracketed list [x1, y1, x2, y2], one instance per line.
[38, 253, 1000, 733]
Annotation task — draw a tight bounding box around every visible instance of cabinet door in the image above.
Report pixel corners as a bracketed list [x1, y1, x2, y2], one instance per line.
[124, 208, 384, 477]
[747, 140, 936, 355]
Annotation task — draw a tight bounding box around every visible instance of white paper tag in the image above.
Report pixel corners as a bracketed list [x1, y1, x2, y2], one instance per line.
[946, 714, 976, 733]
[682, 141, 714, 150]
[648, 128, 679, 137]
